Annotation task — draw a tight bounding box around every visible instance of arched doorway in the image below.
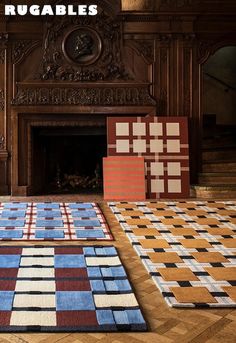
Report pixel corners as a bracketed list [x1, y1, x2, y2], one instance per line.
[199, 46, 236, 195]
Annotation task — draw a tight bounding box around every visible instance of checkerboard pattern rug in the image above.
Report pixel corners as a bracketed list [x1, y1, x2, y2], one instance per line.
[0, 202, 112, 241]
[109, 201, 236, 307]
[0, 245, 146, 332]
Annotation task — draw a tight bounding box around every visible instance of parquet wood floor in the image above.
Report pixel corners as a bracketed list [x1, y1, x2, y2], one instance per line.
[0, 195, 235, 343]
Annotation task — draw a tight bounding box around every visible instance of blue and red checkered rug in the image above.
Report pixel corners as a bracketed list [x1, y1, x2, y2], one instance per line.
[0, 245, 146, 332]
[0, 202, 112, 241]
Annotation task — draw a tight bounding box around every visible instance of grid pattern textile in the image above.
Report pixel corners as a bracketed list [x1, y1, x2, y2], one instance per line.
[0, 202, 112, 241]
[109, 201, 236, 307]
[107, 116, 190, 198]
[0, 245, 146, 332]
[103, 156, 146, 200]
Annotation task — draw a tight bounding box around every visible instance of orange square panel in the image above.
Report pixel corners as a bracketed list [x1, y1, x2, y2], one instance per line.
[219, 239, 236, 248]
[222, 287, 236, 302]
[206, 228, 234, 236]
[158, 268, 198, 281]
[195, 218, 221, 225]
[121, 211, 144, 216]
[218, 210, 236, 216]
[192, 252, 228, 263]
[185, 210, 207, 216]
[148, 252, 183, 263]
[116, 204, 138, 209]
[205, 267, 236, 281]
[177, 203, 197, 208]
[132, 228, 160, 236]
[206, 203, 226, 208]
[126, 218, 152, 226]
[169, 228, 198, 236]
[103, 156, 145, 201]
[170, 287, 217, 303]
[146, 203, 168, 209]
[161, 218, 187, 226]
[179, 239, 212, 248]
[139, 239, 170, 249]
[152, 210, 176, 217]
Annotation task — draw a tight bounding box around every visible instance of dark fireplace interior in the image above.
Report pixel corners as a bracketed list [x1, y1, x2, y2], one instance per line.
[32, 126, 107, 194]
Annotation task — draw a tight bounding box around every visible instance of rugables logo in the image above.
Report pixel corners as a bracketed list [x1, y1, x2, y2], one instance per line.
[5, 4, 98, 16]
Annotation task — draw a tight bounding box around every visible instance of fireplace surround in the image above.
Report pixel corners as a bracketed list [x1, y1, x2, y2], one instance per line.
[11, 106, 155, 196]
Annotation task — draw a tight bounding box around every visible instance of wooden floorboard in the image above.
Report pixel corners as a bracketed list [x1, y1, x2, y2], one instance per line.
[0, 196, 235, 343]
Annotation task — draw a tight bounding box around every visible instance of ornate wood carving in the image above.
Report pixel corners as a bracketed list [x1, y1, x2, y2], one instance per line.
[12, 85, 156, 106]
[126, 40, 155, 64]
[12, 40, 41, 64]
[0, 135, 5, 150]
[197, 37, 236, 64]
[0, 49, 4, 64]
[0, 33, 8, 64]
[38, 12, 131, 82]
[0, 89, 4, 110]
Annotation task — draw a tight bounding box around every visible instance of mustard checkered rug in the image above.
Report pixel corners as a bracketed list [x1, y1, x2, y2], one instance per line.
[109, 201, 236, 307]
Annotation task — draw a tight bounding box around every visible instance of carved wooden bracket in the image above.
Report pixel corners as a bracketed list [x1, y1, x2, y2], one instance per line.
[126, 40, 155, 64]
[12, 40, 41, 64]
[197, 36, 236, 64]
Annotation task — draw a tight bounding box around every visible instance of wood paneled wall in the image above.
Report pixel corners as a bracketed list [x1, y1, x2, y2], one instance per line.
[0, 0, 236, 195]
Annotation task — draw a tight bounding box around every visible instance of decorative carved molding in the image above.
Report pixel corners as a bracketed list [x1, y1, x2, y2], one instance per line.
[12, 85, 156, 106]
[0, 49, 5, 64]
[0, 89, 4, 110]
[127, 40, 155, 64]
[0, 135, 5, 150]
[0, 33, 8, 64]
[197, 40, 214, 64]
[37, 12, 131, 82]
[12, 40, 41, 64]
[197, 37, 236, 64]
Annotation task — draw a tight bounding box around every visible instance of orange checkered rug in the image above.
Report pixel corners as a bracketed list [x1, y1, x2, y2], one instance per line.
[109, 201, 236, 307]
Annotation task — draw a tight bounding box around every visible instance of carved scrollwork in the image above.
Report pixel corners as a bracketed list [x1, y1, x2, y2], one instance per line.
[126, 40, 154, 64]
[12, 40, 41, 64]
[37, 11, 131, 82]
[0, 135, 5, 150]
[197, 36, 236, 64]
[12, 86, 156, 106]
[0, 89, 4, 110]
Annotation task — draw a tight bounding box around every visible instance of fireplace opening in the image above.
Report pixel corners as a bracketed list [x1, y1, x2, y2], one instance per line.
[32, 126, 107, 194]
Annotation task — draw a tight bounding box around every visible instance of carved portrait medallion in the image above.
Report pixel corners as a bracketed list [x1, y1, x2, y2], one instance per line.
[62, 26, 102, 66]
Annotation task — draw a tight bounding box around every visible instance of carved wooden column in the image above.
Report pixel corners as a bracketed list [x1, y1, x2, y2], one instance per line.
[0, 33, 8, 194]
